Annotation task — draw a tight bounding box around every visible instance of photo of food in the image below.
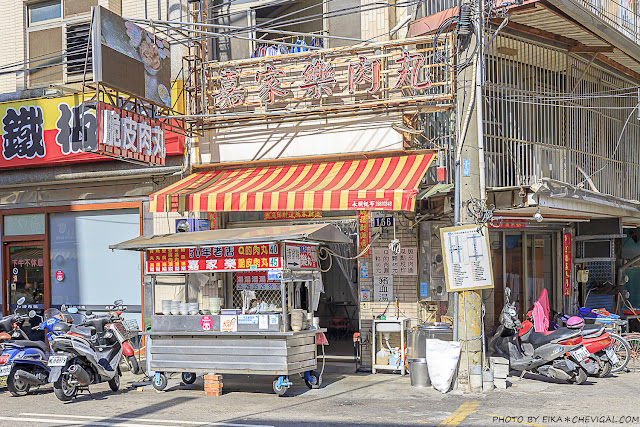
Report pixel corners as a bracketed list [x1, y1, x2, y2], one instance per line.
[94, 7, 171, 108]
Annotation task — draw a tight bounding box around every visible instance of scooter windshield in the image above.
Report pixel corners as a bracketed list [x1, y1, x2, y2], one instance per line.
[44, 308, 61, 321]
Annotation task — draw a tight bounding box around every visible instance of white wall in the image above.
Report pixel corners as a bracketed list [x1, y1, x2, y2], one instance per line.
[198, 113, 404, 164]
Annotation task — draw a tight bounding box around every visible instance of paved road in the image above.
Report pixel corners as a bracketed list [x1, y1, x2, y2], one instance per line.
[0, 363, 639, 426]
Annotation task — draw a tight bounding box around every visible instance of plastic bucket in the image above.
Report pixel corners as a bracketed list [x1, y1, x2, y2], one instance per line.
[408, 358, 430, 387]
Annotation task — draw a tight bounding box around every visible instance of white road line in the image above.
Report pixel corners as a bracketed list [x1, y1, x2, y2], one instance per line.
[0, 415, 170, 427]
[21, 413, 274, 427]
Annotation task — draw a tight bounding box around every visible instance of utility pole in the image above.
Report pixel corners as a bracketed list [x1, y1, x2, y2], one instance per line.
[453, 0, 485, 392]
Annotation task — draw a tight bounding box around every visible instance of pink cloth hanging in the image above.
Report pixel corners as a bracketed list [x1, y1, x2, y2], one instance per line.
[533, 288, 550, 332]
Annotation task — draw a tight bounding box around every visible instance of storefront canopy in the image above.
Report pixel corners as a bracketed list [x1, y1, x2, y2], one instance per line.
[109, 223, 351, 251]
[149, 152, 435, 213]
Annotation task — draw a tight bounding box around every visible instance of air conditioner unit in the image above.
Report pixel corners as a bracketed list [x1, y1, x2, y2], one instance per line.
[176, 219, 210, 233]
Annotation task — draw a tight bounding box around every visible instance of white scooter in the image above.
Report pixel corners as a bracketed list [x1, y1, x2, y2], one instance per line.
[48, 306, 123, 401]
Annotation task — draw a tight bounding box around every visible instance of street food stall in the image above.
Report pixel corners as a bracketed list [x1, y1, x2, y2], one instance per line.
[110, 223, 350, 395]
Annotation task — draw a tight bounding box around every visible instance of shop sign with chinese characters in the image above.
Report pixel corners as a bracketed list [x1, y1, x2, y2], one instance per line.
[146, 243, 282, 274]
[236, 271, 280, 290]
[372, 247, 417, 276]
[263, 211, 322, 220]
[358, 211, 370, 257]
[0, 95, 183, 170]
[284, 243, 318, 269]
[204, 36, 453, 123]
[563, 234, 573, 296]
[97, 102, 166, 165]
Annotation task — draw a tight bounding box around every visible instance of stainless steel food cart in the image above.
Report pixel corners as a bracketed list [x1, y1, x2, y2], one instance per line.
[110, 224, 350, 395]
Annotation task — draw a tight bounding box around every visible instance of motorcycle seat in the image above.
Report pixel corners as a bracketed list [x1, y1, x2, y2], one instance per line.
[83, 317, 110, 333]
[9, 340, 47, 353]
[581, 324, 605, 338]
[528, 329, 580, 347]
[0, 317, 14, 332]
[70, 326, 95, 339]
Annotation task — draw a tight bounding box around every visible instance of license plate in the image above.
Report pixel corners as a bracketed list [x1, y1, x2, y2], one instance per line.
[571, 347, 590, 361]
[606, 346, 619, 365]
[48, 355, 68, 367]
[0, 365, 11, 376]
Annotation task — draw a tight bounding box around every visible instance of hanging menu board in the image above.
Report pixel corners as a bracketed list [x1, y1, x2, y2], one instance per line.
[372, 247, 417, 276]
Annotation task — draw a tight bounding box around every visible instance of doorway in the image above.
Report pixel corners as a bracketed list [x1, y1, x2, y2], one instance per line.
[5, 243, 47, 340]
[526, 234, 554, 313]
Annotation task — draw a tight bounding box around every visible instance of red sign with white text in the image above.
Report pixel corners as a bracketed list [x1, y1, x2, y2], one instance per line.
[0, 95, 183, 169]
[146, 243, 282, 274]
[563, 234, 573, 296]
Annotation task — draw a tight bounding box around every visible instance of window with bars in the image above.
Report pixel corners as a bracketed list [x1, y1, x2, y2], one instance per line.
[26, 0, 96, 87]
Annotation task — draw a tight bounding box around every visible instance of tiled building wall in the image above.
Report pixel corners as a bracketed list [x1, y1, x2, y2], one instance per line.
[358, 212, 421, 367]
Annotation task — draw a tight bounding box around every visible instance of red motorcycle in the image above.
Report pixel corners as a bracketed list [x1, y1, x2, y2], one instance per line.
[105, 300, 141, 375]
[527, 310, 615, 377]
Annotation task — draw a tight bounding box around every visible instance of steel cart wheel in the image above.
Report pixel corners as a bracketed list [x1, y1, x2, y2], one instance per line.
[153, 372, 168, 391]
[7, 366, 30, 397]
[273, 380, 288, 396]
[303, 370, 321, 389]
[181, 372, 197, 385]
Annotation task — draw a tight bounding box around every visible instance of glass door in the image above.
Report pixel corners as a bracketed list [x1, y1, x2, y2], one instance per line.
[526, 234, 554, 312]
[5, 244, 46, 340]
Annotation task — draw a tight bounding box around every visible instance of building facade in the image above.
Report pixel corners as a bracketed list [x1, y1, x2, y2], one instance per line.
[0, 0, 189, 336]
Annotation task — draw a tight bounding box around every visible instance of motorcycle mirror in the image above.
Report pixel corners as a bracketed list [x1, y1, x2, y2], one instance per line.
[16, 297, 25, 306]
[28, 310, 36, 318]
[67, 307, 78, 314]
[114, 299, 123, 306]
[86, 310, 93, 316]
[61, 304, 67, 311]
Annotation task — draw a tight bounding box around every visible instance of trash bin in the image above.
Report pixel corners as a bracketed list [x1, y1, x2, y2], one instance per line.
[408, 358, 430, 387]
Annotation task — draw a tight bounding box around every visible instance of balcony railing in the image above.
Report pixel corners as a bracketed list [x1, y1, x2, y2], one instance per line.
[574, 0, 639, 43]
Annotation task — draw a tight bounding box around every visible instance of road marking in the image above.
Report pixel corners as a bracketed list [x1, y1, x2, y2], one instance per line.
[485, 414, 548, 427]
[0, 416, 169, 427]
[22, 413, 274, 427]
[439, 401, 481, 426]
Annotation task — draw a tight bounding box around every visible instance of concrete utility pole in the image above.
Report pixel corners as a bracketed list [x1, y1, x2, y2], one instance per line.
[453, 0, 485, 392]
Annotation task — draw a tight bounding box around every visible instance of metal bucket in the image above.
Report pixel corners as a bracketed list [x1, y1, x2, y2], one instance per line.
[408, 358, 431, 387]
[407, 323, 453, 359]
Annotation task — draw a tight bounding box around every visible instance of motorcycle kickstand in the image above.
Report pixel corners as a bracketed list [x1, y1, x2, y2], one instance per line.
[520, 370, 527, 379]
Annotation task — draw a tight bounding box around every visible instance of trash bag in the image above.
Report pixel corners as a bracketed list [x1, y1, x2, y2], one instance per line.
[426, 338, 461, 393]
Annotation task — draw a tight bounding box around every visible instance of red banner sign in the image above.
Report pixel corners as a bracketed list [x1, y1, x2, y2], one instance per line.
[146, 243, 282, 274]
[489, 219, 526, 229]
[0, 96, 183, 169]
[358, 211, 370, 257]
[97, 102, 167, 165]
[563, 234, 573, 296]
[264, 211, 322, 220]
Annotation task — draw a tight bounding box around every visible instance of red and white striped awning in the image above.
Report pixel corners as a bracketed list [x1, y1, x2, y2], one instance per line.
[149, 152, 435, 212]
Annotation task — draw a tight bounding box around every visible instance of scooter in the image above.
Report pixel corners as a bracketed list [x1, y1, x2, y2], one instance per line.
[489, 288, 597, 384]
[0, 297, 44, 389]
[48, 304, 123, 401]
[6, 307, 76, 396]
[106, 300, 141, 374]
[547, 312, 617, 377]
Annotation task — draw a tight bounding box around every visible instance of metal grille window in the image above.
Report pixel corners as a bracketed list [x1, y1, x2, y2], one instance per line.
[483, 33, 640, 200]
[66, 22, 91, 78]
[231, 273, 284, 309]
